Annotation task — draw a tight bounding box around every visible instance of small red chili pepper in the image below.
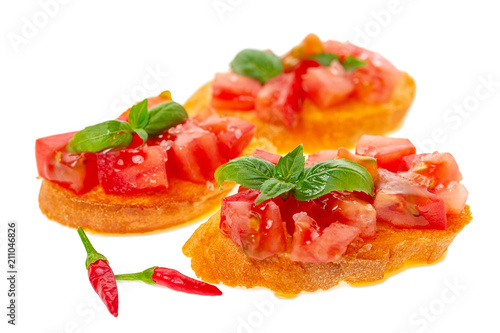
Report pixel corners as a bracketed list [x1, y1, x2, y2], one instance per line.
[115, 266, 222, 296]
[77, 227, 119, 317]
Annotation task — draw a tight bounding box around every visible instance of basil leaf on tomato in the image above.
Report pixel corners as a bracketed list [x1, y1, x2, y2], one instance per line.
[342, 56, 366, 71]
[67, 120, 133, 153]
[310, 53, 340, 66]
[274, 144, 305, 183]
[255, 178, 296, 205]
[128, 99, 149, 130]
[144, 101, 188, 137]
[292, 159, 374, 201]
[215, 156, 275, 190]
[230, 49, 283, 84]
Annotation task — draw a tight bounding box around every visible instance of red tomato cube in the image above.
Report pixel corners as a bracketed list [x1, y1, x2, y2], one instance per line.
[255, 73, 302, 128]
[290, 212, 360, 263]
[211, 72, 262, 110]
[97, 145, 168, 194]
[356, 135, 416, 172]
[35, 132, 98, 194]
[196, 114, 256, 159]
[169, 121, 227, 183]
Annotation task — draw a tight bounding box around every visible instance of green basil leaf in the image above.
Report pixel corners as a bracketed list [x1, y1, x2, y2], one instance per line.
[215, 156, 275, 190]
[292, 159, 374, 201]
[310, 53, 340, 66]
[342, 56, 366, 71]
[275, 144, 305, 183]
[134, 128, 148, 145]
[128, 99, 149, 130]
[67, 120, 133, 153]
[255, 178, 296, 205]
[144, 101, 188, 137]
[230, 49, 283, 84]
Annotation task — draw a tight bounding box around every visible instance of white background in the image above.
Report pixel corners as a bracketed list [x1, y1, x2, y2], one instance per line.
[2, 0, 500, 332]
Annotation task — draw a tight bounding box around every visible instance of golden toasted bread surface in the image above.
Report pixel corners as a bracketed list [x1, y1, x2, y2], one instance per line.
[39, 178, 235, 234]
[183, 206, 472, 294]
[184, 72, 416, 154]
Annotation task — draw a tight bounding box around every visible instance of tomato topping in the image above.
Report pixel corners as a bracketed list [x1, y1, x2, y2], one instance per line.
[337, 147, 378, 182]
[356, 135, 416, 172]
[277, 196, 326, 235]
[35, 132, 98, 194]
[374, 170, 446, 229]
[253, 150, 281, 165]
[291, 59, 321, 78]
[283, 34, 324, 71]
[255, 73, 302, 128]
[402, 152, 462, 188]
[305, 150, 338, 167]
[323, 41, 401, 103]
[433, 181, 469, 215]
[96, 145, 168, 194]
[301, 62, 354, 109]
[220, 189, 286, 260]
[211, 73, 262, 110]
[290, 212, 360, 263]
[168, 121, 227, 183]
[317, 192, 377, 238]
[196, 114, 256, 159]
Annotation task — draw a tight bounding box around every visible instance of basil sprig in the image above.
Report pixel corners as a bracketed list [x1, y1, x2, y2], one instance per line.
[309, 53, 366, 70]
[230, 49, 283, 84]
[215, 145, 374, 205]
[67, 99, 188, 153]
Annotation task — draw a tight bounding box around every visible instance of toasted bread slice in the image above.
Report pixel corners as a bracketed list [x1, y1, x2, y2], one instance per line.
[38, 138, 276, 234]
[184, 72, 415, 154]
[183, 206, 472, 294]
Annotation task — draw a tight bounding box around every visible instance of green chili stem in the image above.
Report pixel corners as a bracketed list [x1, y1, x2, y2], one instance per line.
[77, 227, 108, 270]
[115, 267, 157, 285]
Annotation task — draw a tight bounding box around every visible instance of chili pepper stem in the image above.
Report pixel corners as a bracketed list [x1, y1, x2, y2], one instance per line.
[77, 227, 108, 269]
[115, 267, 157, 285]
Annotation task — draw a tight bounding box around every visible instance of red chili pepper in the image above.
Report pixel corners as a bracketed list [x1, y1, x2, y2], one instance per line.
[77, 227, 119, 317]
[115, 266, 222, 296]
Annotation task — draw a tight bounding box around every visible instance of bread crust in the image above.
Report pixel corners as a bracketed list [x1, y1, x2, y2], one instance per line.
[183, 206, 472, 294]
[39, 178, 235, 234]
[184, 72, 416, 154]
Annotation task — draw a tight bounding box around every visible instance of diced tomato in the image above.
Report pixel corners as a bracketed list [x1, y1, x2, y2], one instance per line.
[305, 150, 338, 167]
[316, 192, 377, 238]
[356, 135, 416, 172]
[96, 145, 168, 194]
[220, 189, 260, 235]
[402, 152, 462, 188]
[220, 189, 286, 260]
[255, 73, 302, 128]
[323, 40, 401, 103]
[196, 114, 256, 159]
[253, 150, 281, 165]
[35, 132, 98, 194]
[278, 196, 326, 235]
[290, 212, 360, 263]
[351, 53, 401, 104]
[337, 147, 378, 182]
[168, 121, 227, 183]
[433, 181, 468, 215]
[211, 72, 262, 110]
[291, 59, 321, 78]
[373, 170, 446, 229]
[301, 63, 354, 109]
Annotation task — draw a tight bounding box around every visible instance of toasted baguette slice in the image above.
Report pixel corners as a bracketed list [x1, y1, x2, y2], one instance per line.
[38, 138, 275, 234]
[184, 72, 415, 154]
[183, 206, 472, 294]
